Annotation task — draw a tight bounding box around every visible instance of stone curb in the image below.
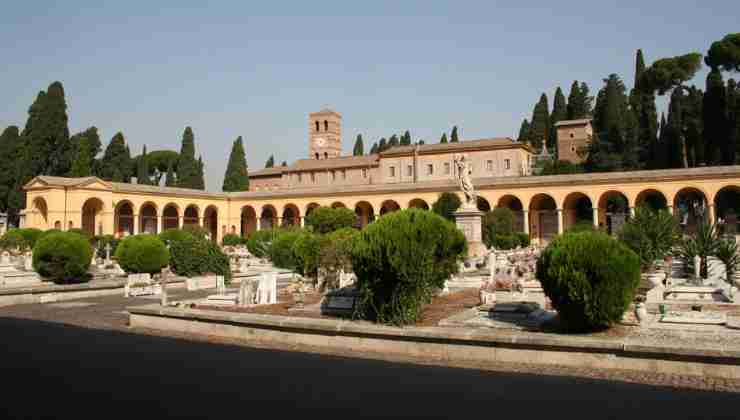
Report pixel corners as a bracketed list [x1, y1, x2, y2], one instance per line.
[127, 304, 740, 373]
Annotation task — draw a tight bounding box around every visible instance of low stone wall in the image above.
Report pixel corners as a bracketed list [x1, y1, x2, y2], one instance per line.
[128, 304, 740, 379]
[0, 279, 185, 307]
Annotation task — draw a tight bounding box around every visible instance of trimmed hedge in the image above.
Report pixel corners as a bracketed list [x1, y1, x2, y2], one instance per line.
[0, 228, 44, 251]
[33, 231, 93, 283]
[351, 209, 467, 325]
[536, 231, 640, 332]
[159, 228, 193, 247]
[169, 233, 231, 282]
[432, 192, 462, 221]
[246, 229, 278, 258]
[222, 233, 245, 247]
[305, 206, 356, 234]
[182, 224, 210, 240]
[292, 230, 321, 278]
[483, 208, 529, 250]
[115, 234, 170, 274]
[269, 230, 303, 270]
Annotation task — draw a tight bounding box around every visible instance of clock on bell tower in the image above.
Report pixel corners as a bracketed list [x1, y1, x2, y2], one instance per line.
[309, 108, 342, 159]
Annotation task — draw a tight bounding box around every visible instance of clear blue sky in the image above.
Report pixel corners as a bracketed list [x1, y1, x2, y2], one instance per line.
[1, 1, 737, 190]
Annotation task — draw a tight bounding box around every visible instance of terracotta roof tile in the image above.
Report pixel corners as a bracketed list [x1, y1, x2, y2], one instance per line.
[554, 119, 592, 127]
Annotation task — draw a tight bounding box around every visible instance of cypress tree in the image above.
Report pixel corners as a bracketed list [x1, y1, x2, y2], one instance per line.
[728, 79, 740, 164]
[222, 136, 249, 192]
[450, 126, 459, 142]
[165, 159, 176, 187]
[567, 81, 593, 120]
[69, 137, 92, 178]
[0, 126, 22, 213]
[136, 145, 151, 184]
[100, 132, 132, 182]
[70, 127, 102, 176]
[353, 134, 364, 155]
[517, 119, 530, 143]
[550, 87, 567, 155]
[440, 133, 448, 144]
[388, 134, 400, 148]
[195, 156, 205, 190]
[629, 50, 659, 169]
[401, 130, 412, 145]
[665, 89, 688, 168]
[369, 142, 378, 154]
[265, 155, 274, 168]
[683, 86, 704, 167]
[378, 138, 387, 152]
[703, 68, 728, 165]
[282, 161, 287, 166]
[177, 127, 199, 188]
[417, 139, 425, 145]
[529, 93, 550, 150]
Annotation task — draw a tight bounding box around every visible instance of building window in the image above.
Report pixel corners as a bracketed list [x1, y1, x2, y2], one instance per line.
[324, 152, 328, 159]
[342, 170, 346, 180]
[324, 120, 328, 131]
[570, 132, 575, 138]
[298, 173, 302, 183]
[362, 168, 367, 178]
[389, 166, 395, 177]
[407, 165, 413, 177]
[315, 153, 319, 160]
[504, 159, 511, 170]
[571, 143, 576, 152]
[427, 164, 433, 175]
[315, 121, 319, 132]
[444, 162, 450, 174]
[331, 171, 336, 181]
[311, 172, 315, 183]
[486, 160, 493, 172]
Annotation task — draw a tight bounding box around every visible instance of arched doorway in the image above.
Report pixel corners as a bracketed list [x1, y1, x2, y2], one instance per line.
[497, 195, 524, 232]
[354, 201, 375, 228]
[184, 205, 199, 226]
[529, 194, 557, 245]
[115, 201, 134, 237]
[408, 198, 429, 210]
[380, 200, 400, 216]
[162, 204, 179, 231]
[598, 191, 629, 235]
[635, 189, 668, 212]
[674, 188, 708, 235]
[715, 186, 740, 235]
[282, 204, 300, 227]
[81, 198, 104, 237]
[562, 192, 593, 231]
[139, 203, 158, 234]
[331, 201, 346, 209]
[31, 197, 49, 230]
[241, 206, 257, 237]
[260, 205, 277, 230]
[477, 196, 491, 213]
[203, 206, 218, 241]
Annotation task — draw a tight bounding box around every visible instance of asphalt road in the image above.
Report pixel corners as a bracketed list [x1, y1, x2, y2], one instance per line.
[1, 312, 738, 419]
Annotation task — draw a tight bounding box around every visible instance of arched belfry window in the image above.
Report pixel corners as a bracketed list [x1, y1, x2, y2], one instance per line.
[315, 121, 320, 132]
[315, 153, 319, 160]
[324, 120, 328, 131]
[324, 152, 328, 159]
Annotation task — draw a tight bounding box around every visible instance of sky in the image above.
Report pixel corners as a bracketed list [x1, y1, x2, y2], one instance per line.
[1, 1, 738, 191]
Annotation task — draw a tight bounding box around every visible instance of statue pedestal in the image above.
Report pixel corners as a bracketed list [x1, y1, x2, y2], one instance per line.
[455, 208, 485, 258]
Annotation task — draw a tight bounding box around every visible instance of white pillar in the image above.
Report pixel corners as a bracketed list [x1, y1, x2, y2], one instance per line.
[557, 209, 564, 235]
[133, 214, 139, 235]
[523, 210, 530, 235]
[708, 204, 716, 225]
[593, 207, 599, 228]
[178, 216, 183, 229]
[667, 205, 674, 215]
[630, 207, 636, 217]
[300, 217, 305, 228]
[155, 216, 161, 234]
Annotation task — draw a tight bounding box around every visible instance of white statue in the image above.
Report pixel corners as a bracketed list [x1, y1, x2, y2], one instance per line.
[454, 154, 476, 209]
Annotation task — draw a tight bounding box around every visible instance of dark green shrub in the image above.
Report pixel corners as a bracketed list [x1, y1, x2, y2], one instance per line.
[67, 228, 92, 240]
[618, 205, 680, 270]
[536, 231, 640, 332]
[159, 228, 193, 247]
[716, 236, 740, 281]
[350, 209, 467, 325]
[318, 228, 359, 290]
[115, 234, 170, 274]
[222, 233, 245, 247]
[483, 207, 522, 248]
[33, 231, 93, 283]
[514, 232, 531, 247]
[1, 228, 43, 251]
[567, 221, 596, 233]
[246, 229, 278, 258]
[292, 230, 321, 278]
[169, 234, 231, 282]
[93, 235, 120, 259]
[492, 234, 517, 250]
[269, 230, 303, 270]
[678, 221, 719, 279]
[431, 192, 461, 221]
[305, 206, 356, 234]
[182, 224, 209, 240]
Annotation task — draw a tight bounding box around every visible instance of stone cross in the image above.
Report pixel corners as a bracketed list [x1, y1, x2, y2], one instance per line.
[694, 255, 702, 280]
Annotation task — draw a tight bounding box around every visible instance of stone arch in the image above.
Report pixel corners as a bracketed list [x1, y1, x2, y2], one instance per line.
[305, 202, 320, 218]
[68, 220, 74, 230]
[203, 206, 218, 241]
[81, 197, 104, 237]
[241, 206, 257, 237]
[476, 196, 491, 213]
[673, 187, 709, 234]
[331, 201, 346, 209]
[529, 193, 557, 245]
[597, 190, 630, 235]
[408, 198, 429, 210]
[115, 201, 135, 237]
[635, 189, 668, 211]
[54, 221, 61, 229]
[282, 204, 301, 227]
[562, 192, 593, 231]
[162, 203, 180, 231]
[354, 201, 375, 228]
[31, 197, 49, 230]
[715, 185, 740, 235]
[183, 205, 200, 226]
[139, 202, 159, 234]
[260, 204, 278, 230]
[496, 194, 524, 232]
[380, 200, 400, 216]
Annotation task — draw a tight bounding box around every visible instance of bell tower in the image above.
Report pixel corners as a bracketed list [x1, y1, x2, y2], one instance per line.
[309, 109, 342, 159]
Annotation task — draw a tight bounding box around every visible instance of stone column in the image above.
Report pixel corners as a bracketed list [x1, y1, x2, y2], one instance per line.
[133, 214, 139, 235]
[630, 207, 636, 217]
[155, 216, 161, 234]
[523, 210, 530, 235]
[557, 209, 564, 235]
[592, 207, 599, 228]
[178, 216, 183, 229]
[300, 217, 305, 228]
[667, 205, 674, 215]
[708, 204, 716, 225]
